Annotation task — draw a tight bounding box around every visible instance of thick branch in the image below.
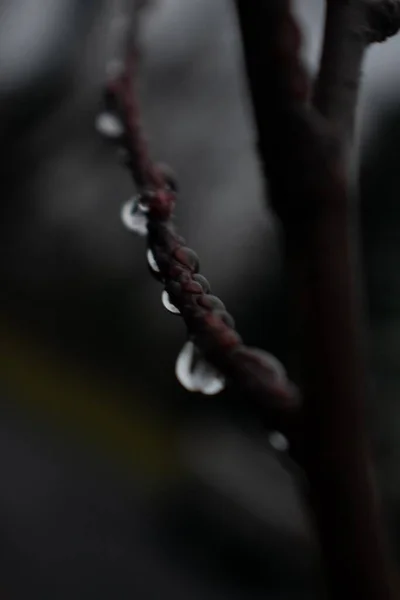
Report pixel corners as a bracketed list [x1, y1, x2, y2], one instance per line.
[234, 0, 397, 598]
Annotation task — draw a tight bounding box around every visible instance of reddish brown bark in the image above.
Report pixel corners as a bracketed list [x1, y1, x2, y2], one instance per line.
[234, 0, 399, 597]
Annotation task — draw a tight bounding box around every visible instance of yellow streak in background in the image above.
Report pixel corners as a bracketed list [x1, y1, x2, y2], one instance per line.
[0, 318, 181, 481]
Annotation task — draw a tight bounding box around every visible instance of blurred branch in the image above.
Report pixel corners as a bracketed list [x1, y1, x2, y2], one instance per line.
[313, 1, 366, 158]
[313, 0, 400, 161]
[234, 0, 399, 598]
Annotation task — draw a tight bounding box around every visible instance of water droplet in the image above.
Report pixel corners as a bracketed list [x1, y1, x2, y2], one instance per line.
[147, 249, 160, 274]
[121, 198, 148, 236]
[95, 112, 124, 139]
[268, 431, 289, 452]
[175, 340, 226, 395]
[162, 290, 180, 314]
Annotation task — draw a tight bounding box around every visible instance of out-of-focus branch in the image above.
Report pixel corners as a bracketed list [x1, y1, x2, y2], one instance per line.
[313, 0, 400, 162]
[313, 1, 366, 159]
[367, 0, 400, 42]
[234, 0, 399, 598]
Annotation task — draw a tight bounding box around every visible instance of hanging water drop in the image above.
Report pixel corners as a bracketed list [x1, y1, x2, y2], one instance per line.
[137, 198, 151, 213]
[161, 290, 180, 314]
[147, 249, 160, 274]
[95, 112, 124, 139]
[175, 341, 226, 395]
[121, 198, 148, 236]
[268, 431, 289, 452]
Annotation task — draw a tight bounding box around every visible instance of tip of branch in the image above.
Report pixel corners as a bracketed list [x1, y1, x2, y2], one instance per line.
[367, 0, 400, 43]
[228, 346, 301, 414]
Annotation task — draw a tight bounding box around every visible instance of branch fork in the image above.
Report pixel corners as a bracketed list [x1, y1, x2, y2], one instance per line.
[98, 0, 400, 596]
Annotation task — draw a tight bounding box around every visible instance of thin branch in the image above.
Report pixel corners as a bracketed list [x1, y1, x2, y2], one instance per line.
[313, 1, 367, 159]
[313, 0, 400, 162]
[100, 44, 299, 425]
[234, 0, 398, 598]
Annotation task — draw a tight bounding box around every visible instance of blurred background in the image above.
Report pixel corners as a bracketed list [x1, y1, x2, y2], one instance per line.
[1, 0, 400, 597]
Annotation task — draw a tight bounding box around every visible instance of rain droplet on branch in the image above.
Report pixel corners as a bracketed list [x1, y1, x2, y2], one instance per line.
[268, 431, 289, 452]
[147, 249, 160, 274]
[175, 340, 226, 395]
[121, 197, 148, 236]
[95, 112, 124, 139]
[161, 290, 180, 314]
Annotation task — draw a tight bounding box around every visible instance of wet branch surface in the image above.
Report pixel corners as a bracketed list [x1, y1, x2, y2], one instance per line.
[104, 54, 299, 428]
[234, 0, 400, 598]
[98, 0, 400, 596]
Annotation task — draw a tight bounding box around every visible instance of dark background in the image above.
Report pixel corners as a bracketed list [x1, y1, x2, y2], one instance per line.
[1, 0, 400, 597]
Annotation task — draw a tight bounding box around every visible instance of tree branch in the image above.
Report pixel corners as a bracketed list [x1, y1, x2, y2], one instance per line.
[313, 0, 400, 162]
[367, 0, 400, 42]
[234, 0, 399, 597]
[313, 1, 367, 159]
[99, 38, 299, 426]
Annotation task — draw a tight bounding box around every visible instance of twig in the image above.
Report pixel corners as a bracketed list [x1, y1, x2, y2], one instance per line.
[234, 0, 399, 597]
[313, 1, 366, 159]
[313, 0, 400, 162]
[101, 43, 300, 425]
